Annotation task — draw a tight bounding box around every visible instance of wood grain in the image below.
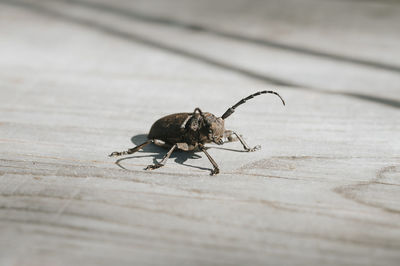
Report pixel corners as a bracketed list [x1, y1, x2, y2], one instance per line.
[0, 0, 399, 265]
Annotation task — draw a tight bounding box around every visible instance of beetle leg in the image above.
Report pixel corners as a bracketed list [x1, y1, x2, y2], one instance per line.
[225, 131, 260, 152]
[109, 140, 153, 157]
[223, 130, 238, 142]
[180, 115, 193, 129]
[145, 144, 177, 170]
[193, 108, 203, 115]
[200, 147, 220, 175]
[180, 108, 204, 129]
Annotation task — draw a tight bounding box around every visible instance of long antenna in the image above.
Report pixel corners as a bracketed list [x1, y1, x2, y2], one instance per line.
[221, 90, 285, 120]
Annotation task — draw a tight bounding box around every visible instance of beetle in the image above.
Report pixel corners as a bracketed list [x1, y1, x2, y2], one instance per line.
[109, 90, 285, 175]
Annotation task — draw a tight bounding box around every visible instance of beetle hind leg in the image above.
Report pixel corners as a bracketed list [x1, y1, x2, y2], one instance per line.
[109, 140, 153, 157]
[145, 144, 177, 171]
[224, 130, 260, 152]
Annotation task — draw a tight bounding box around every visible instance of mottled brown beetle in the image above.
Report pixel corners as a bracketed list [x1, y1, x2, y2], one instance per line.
[109, 90, 285, 175]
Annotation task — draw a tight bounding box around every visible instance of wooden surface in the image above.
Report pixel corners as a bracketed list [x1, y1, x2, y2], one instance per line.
[1, 0, 400, 265]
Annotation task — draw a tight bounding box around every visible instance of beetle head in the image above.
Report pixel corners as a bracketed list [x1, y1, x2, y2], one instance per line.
[203, 113, 225, 145]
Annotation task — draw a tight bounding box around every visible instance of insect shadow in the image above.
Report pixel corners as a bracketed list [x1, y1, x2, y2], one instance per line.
[114, 134, 210, 172]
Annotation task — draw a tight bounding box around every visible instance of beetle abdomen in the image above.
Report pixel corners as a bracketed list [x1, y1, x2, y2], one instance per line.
[148, 113, 190, 143]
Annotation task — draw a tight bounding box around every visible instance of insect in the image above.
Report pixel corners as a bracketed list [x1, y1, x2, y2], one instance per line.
[109, 90, 285, 175]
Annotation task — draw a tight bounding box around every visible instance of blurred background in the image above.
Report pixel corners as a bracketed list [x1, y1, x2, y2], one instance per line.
[2, 0, 400, 103]
[0, 0, 399, 265]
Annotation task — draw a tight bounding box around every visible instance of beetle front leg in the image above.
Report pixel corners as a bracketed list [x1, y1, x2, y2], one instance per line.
[223, 130, 238, 142]
[145, 144, 177, 170]
[200, 147, 220, 175]
[224, 130, 260, 152]
[109, 140, 153, 157]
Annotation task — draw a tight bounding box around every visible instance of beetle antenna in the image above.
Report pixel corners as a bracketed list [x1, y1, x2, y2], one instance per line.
[221, 90, 285, 120]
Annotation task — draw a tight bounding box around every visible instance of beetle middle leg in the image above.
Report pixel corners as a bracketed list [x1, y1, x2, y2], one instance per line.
[109, 140, 153, 157]
[200, 146, 220, 175]
[224, 130, 260, 152]
[145, 144, 177, 170]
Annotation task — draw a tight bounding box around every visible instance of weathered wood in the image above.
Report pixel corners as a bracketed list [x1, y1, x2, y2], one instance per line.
[0, 0, 399, 265]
